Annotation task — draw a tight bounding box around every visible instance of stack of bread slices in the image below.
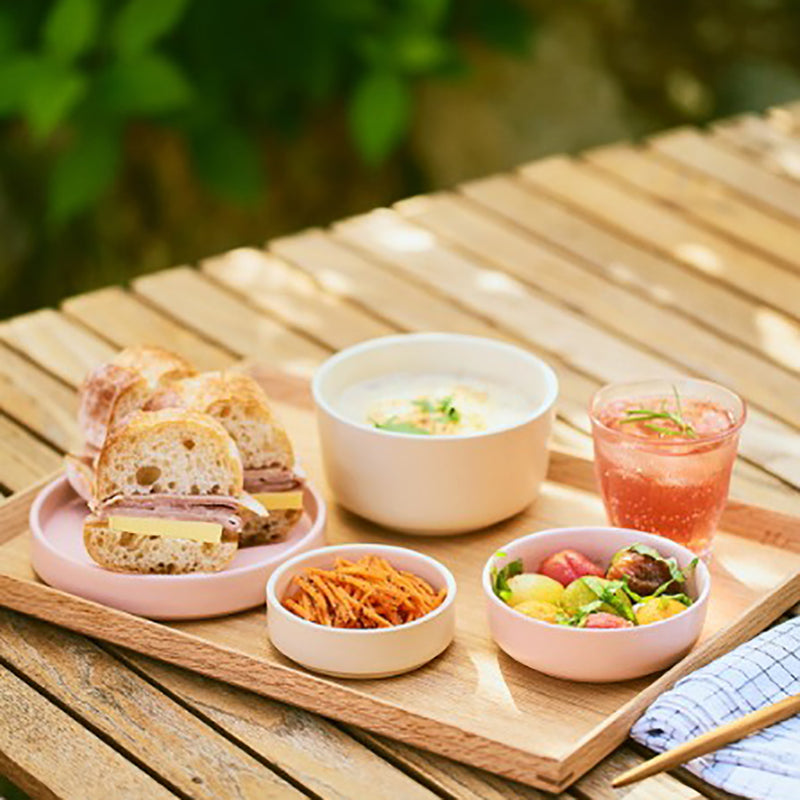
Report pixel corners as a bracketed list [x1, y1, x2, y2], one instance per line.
[66, 346, 304, 574]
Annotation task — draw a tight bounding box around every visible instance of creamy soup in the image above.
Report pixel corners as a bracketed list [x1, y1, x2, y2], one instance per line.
[337, 372, 533, 435]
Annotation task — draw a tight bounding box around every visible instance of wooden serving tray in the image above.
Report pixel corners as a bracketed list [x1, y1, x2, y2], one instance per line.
[1, 372, 799, 793]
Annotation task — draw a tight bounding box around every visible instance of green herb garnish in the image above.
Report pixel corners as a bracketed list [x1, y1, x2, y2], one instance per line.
[436, 396, 460, 423]
[412, 398, 435, 414]
[619, 385, 697, 438]
[491, 556, 523, 602]
[370, 417, 431, 435]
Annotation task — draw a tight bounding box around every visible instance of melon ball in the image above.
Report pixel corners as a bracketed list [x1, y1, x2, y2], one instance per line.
[506, 573, 564, 607]
[635, 597, 688, 626]
[513, 599, 561, 624]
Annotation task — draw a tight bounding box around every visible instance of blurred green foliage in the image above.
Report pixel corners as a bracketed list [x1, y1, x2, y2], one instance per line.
[2, 0, 800, 320]
[0, 0, 529, 227]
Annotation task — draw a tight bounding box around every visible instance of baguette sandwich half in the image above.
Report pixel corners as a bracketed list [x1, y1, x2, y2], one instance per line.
[66, 346, 196, 501]
[146, 371, 304, 546]
[84, 409, 267, 574]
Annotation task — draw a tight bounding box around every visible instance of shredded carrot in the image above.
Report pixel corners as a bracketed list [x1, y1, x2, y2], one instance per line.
[282, 555, 446, 628]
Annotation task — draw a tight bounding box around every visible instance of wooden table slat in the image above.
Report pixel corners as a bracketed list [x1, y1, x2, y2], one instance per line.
[133, 267, 327, 377]
[586, 142, 800, 278]
[518, 155, 800, 320]
[460, 168, 800, 377]
[202, 247, 391, 351]
[0, 610, 305, 800]
[0, 343, 78, 453]
[711, 112, 800, 181]
[270, 229, 509, 340]
[0, 309, 117, 387]
[114, 649, 439, 800]
[0, 414, 62, 492]
[62, 286, 233, 372]
[649, 126, 800, 225]
[0, 660, 178, 800]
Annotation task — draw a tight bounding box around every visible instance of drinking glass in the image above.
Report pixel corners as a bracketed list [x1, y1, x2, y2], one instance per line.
[590, 379, 745, 559]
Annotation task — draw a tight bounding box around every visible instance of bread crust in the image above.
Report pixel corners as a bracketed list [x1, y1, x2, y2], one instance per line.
[94, 409, 244, 502]
[78, 346, 196, 450]
[146, 371, 294, 469]
[240, 507, 302, 546]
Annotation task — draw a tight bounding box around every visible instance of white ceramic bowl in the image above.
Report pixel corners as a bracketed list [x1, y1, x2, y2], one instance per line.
[266, 543, 456, 678]
[312, 333, 558, 534]
[482, 527, 710, 683]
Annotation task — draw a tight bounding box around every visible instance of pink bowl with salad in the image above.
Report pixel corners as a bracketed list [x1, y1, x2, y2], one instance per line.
[482, 527, 710, 683]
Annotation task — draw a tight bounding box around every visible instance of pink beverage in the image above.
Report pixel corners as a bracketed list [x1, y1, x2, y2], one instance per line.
[590, 379, 745, 559]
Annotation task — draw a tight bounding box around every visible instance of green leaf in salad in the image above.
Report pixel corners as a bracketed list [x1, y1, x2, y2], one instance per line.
[658, 592, 694, 607]
[412, 397, 435, 413]
[582, 576, 636, 623]
[568, 599, 604, 627]
[491, 556, 523, 603]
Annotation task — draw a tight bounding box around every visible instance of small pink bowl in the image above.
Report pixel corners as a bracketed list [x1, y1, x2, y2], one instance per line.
[482, 527, 710, 683]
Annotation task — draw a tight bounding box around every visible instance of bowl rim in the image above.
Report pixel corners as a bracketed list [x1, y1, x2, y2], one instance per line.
[267, 542, 457, 635]
[482, 526, 711, 634]
[311, 332, 559, 441]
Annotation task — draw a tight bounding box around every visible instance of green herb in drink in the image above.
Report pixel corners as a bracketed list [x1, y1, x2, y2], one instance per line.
[619, 385, 697, 438]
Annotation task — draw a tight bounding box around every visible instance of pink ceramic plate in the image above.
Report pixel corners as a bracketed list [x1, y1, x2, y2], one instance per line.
[30, 476, 327, 620]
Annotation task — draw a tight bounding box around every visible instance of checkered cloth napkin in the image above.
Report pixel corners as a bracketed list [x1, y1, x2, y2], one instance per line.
[632, 616, 800, 800]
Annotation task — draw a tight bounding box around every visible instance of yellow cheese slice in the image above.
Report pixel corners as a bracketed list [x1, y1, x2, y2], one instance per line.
[253, 490, 304, 511]
[108, 515, 223, 543]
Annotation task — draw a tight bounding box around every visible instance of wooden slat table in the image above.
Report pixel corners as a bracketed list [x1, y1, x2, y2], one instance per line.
[2, 104, 799, 800]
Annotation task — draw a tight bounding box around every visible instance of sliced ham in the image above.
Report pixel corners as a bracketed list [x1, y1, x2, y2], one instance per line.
[93, 493, 264, 533]
[244, 465, 303, 494]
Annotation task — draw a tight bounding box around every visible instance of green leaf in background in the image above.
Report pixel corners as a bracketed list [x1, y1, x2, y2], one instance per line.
[394, 32, 454, 74]
[470, 0, 532, 55]
[98, 53, 192, 115]
[405, 0, 451, 29]
[44, 0, 99, 62]
[110, 0, 190, 58]
[0, 54, 39, 114]
[0, 6, 21, 58]
[349, 69, 410, 165]
[48, 125, 120, 225]
[24, 58, 87, 140]
[191, 125, 263, 205]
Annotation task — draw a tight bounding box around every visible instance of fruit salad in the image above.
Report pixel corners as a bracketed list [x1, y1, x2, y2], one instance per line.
[490, 543, 697, 628]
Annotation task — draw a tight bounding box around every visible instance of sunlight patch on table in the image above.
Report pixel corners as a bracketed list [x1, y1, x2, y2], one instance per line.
[469, 648, 520, 715]
[368, 217, 435, 253]
[672, 242, 723, 275]
[315, 268, 353, 294]
[475, 269, 525, 297]
[754, 308, 800, 370]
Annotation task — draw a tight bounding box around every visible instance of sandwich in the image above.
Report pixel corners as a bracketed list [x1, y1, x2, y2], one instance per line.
[65, 346, 196, 501]
[84, 409, 267, 574]
[146, 371, 304, 545]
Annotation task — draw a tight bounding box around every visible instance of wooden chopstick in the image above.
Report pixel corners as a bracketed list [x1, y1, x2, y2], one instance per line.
[613, 693, 800, 788]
